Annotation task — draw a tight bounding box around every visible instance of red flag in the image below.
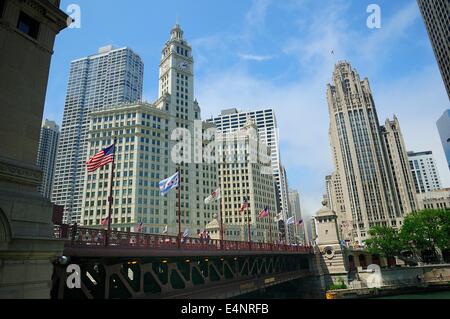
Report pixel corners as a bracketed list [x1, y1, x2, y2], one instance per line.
[86, 144, 115, 172]
[101, 217, 110, 227]
[258, 207, 269, 219]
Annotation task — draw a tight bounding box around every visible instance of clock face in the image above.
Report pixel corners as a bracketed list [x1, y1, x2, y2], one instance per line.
[178, 61, 189, 71]
[161, 62, 169, 72]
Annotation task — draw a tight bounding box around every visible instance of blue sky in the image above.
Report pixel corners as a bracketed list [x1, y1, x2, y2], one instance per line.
[45, 0, 450, 218]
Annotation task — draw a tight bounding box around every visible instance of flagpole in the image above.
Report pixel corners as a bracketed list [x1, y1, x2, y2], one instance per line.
[105, 137, 117, 247]
[247, 204, 251, 250]
[303, 224, 307, 246]
[269, 215, 273, 249]
[177, 165, 181, 249]
[219, 196, 224, 249]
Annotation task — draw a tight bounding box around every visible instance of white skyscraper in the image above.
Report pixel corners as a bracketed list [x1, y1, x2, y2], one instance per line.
[408, 151, 442, 194]
[288, 189, 304, 244]
[37, 120, 59, 199]
[53, 46, 144, 224]
[216, 119, 277, 243]
[80, 24, 218, 236]
[207, 108, 293, 242]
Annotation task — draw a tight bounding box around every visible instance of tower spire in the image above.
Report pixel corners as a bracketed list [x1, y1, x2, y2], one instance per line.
[171, 20, 183, 40]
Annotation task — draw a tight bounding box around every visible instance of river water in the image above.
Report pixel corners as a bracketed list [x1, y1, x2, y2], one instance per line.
[376, 290, 450, 299]
[237, 279, 450, 299]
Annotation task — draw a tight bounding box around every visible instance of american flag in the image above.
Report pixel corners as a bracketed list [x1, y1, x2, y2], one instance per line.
[258, 207, 269, 219]
[86, 144, 115, 173]
[101, 217, 110, 227]
[135, 221, 143, 233]
[240, 197, 249, 214]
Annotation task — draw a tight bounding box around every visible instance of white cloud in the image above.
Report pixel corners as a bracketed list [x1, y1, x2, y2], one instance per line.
[238, 53, 273, 61]
[245, 0, 272, 31]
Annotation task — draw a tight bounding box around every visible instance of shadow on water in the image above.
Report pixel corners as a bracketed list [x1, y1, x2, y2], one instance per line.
[234, 279, 308, 299]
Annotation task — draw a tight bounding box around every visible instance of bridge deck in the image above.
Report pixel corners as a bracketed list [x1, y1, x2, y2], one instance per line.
[63, 246, 312, 258]
[56, 225, 313, 258]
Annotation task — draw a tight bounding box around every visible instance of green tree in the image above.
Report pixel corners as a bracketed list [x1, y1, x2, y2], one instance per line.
[364, 226, 404, 259]
[400, 209, 450, 262]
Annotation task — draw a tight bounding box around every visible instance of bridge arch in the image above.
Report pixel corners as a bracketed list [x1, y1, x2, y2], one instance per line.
[371, 254, 381, 266]
[348, 255, 356, 271]
[359, 254, 367, 269]
[0, 208, 12, 249]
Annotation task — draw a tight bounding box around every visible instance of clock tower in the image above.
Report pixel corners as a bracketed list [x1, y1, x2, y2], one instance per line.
[158, 23, 198, 120]
[153, 23, 216, 238]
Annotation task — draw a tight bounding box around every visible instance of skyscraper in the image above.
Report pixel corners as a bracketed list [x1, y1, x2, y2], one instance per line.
[216, 119, 277, 243]
[81, 24, 218, 236]
[53, 46, 144, 224]
[437, 110, 450, 170]
[380, 117, 419, 216]
[280, 165, 295, 242]
[288, 189, 304, 244]
[417, 0, 450, 100]
[207, 108, 293, 241]
[327, 62, 417, 244]
[408, 151, 442, 194]
[37, 120, 59, 199]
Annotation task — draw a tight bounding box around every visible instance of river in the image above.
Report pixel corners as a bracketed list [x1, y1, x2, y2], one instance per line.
[236, 279, 450, 299]
[376, 290, 450, 299]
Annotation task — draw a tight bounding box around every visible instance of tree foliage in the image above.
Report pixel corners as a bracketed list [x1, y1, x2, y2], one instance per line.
[364, 210, 450, 262]
[364, 226, 404, 258]
[400, 209, 450, 256]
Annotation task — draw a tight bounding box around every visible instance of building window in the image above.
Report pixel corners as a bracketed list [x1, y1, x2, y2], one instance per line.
[17, 11, 40, 39]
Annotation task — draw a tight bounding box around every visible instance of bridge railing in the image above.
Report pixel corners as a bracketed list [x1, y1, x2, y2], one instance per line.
[54, 225, 313, 253]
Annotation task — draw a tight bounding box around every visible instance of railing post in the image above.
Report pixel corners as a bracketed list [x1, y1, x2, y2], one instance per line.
[71, 223, 77, 245]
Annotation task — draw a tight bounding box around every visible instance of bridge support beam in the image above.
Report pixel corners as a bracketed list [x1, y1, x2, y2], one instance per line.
[52, 254, 312, 299]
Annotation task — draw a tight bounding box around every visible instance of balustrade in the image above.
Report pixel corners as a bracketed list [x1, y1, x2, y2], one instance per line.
[54, 225, 313, 253]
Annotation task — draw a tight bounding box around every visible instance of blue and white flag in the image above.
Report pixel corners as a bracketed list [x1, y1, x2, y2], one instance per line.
[286, 216, 295, 225]
[159, 171, 180, 196]
[182, 228, 190, 238]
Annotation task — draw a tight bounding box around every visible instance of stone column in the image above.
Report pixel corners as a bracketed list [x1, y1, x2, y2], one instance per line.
[0, 0, 68, 298]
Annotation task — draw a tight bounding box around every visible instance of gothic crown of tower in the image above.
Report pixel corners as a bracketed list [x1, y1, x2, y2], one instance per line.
[171, 22, 184, 40]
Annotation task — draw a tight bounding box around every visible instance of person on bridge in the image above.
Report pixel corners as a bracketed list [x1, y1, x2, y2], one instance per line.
[96, 232, 103, 245]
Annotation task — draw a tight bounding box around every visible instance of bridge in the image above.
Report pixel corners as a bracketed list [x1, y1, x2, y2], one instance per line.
[51, 225, 315, 299]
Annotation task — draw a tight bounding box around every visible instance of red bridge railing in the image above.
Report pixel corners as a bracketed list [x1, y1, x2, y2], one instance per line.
[54, 225, 313, 253]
